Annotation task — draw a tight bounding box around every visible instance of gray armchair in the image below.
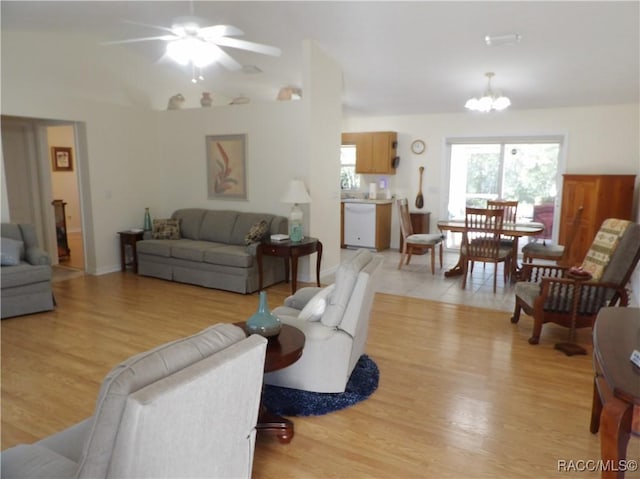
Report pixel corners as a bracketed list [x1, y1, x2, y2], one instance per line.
[1, 223, 54, 319]
[264, 249, 383, 393]
[1, 323, 268, 479]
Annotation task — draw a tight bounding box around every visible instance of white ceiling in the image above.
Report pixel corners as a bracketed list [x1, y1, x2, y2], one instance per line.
[2, 1, 638, 116]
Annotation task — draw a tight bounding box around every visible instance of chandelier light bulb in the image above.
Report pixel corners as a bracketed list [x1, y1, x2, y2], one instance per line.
[465, 72, 511, 112]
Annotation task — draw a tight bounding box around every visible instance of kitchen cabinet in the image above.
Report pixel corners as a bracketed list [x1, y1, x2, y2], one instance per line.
[342, 202, 391, 251]
[342, 131, 397, 175]
[559, 174, 635, 266]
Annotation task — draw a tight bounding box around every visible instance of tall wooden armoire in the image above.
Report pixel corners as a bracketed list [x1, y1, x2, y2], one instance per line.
[558, 174, 635, 266]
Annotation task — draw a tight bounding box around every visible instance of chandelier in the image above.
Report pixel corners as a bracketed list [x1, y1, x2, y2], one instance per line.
[465, 72, 511, 112]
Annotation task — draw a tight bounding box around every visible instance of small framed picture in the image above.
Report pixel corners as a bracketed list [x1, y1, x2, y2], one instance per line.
[52, 147, 73, 172]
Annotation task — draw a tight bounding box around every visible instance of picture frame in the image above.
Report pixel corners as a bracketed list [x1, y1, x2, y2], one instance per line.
[206, 134, 247, 200]
[52, 147, 73, 172]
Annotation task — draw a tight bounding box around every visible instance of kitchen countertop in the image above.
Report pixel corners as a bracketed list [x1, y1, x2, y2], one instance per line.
[341, 198, 394, 204]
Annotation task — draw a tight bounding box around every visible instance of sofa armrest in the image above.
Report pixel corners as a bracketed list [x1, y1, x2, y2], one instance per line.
[284, 287, 323, 310]
[25, 247, 51, 266]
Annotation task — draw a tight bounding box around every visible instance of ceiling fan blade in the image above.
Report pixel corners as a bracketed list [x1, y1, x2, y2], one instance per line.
[210, 44, 243, 71]
[199, 24, 244, 39]
[214, 37, 281, 57]
[122, 19, 176, 34]
[101, 35, 177, 45]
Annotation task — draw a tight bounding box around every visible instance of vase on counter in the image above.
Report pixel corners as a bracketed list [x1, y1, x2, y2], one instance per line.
[143, 208, 152, 232]
[200, 92, 213, 107]
[246, 291, 281, 338]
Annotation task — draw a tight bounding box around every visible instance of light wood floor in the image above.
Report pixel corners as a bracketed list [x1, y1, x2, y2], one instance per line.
[2, 272, 638, 478]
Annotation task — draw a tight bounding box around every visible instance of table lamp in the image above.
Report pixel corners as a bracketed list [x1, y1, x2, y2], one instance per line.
[280, 179, 312, 242]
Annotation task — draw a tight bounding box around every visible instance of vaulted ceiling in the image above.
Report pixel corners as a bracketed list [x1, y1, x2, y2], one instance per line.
[2, 1, 638, 115]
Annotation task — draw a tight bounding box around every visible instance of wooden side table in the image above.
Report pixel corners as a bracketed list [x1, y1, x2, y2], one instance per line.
[236, 323, 305, 444]
[590, 307, 640, 479]
[117, 230, 145, 273]
[257, 237, 322, 293]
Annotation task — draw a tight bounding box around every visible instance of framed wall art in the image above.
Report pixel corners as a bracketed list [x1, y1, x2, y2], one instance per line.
[206, 134, 247, 200]
[52, 147, 73, 172]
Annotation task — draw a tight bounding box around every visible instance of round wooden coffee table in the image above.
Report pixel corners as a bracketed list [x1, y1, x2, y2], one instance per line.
[236, 323, 305, 443]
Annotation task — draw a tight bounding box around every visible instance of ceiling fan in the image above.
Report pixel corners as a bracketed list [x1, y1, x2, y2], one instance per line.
[102, 16, 281, 81]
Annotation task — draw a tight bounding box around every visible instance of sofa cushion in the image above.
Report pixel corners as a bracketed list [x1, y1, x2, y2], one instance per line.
[231, 213, 275, 245]
[137, 239, 180, 257]
[171, 241, 224, 262]
[152, 219, 181, 240]
[1, 263, 52, 288]
[203, 245, 254, 268]
[1, 223, 22, 242]
[200, 211, 239, 244]
[78, 324, 246, 479]
[171, 209, 207, 240]
[1, 444, 78, 479]
[322, 249, 373, 328]
[244, 220, 269, 245]
[1, 237, 24, 265]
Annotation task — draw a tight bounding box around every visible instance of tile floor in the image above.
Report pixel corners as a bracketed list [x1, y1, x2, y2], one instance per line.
[339, 247, 520, 313]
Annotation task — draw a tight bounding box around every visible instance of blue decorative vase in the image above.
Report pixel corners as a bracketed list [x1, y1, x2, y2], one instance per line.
[247, 291, 282, 337]
[143, 208, 152, 232]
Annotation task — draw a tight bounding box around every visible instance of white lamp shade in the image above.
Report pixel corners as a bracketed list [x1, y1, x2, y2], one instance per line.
[280, 179, 312, 204]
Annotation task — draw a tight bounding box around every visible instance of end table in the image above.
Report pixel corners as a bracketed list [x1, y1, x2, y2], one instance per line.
[257, 237, 322, 293]
[117, 230, 145, 273]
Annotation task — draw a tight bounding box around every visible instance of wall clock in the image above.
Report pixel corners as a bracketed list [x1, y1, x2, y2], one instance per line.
[411, 139, 426, 155]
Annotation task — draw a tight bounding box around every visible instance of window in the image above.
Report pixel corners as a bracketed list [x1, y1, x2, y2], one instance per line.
[446, 137, 563, 246]
[340, 145, 360, 190]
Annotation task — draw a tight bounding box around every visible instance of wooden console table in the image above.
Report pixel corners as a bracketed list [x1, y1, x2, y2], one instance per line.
[257, 237, 322, 293]
[590, 307, 640, 478]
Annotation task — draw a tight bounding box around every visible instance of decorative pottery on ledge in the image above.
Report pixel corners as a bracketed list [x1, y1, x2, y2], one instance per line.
[246, 291, 282, 338]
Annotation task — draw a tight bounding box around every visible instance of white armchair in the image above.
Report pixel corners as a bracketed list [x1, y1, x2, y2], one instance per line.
[1, 324, 267, 479]
[264, 249, 383, 393]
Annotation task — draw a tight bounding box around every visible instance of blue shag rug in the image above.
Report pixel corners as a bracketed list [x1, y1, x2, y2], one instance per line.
[262, 354, 379, 416]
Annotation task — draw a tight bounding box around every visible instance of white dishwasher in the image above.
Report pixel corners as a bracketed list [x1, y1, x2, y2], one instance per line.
[344, 203, 376, 249]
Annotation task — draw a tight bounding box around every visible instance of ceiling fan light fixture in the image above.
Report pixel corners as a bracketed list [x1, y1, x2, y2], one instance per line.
[465, 72, 511, 112]
[166, 38, 219, 68]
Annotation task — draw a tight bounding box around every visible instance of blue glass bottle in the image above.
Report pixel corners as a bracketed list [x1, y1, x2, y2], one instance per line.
[246, 291, 282, 337]
[143, 208, 152, 232]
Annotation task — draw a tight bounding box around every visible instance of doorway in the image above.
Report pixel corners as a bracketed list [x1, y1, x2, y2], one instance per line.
[1, 116, 85, 272]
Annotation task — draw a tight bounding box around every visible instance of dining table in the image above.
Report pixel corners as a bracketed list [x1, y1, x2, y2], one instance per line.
[437, 219, 545, 279]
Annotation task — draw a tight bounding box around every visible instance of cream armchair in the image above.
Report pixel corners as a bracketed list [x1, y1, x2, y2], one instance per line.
[264, 249, 383, 393]
[1, 324, 267, 479]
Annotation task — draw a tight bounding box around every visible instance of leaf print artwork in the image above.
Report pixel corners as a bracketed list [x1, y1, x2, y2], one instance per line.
[206, 134, 247, 199]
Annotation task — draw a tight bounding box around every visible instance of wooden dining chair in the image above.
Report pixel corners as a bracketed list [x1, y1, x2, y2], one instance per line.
[521, 206, 583, 266]
[461, 207, 512, 293]
[487, 199, 518, 246]
[397, 198, 443, 274]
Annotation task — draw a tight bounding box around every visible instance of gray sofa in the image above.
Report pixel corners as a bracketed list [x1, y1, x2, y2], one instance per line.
[137, 208, 288, 294]
[1, 223, 55, 319]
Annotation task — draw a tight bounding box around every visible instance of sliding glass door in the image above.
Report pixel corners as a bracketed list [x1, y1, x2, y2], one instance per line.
[446, 138, 563, 246]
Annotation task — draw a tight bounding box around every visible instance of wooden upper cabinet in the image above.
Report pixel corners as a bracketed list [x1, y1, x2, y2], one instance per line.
[342, 131, 397, 175]
[559, 174, 635, 266]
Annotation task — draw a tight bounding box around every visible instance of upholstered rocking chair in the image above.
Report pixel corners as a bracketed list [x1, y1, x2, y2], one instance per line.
[511, 219, 640, 345]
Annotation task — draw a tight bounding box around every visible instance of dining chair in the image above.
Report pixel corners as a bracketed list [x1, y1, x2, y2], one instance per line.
[522, 206, 583, 266]
[461, 207, 512, 293]
[487, 199, 518, 246]
[397, 198, 443, 274]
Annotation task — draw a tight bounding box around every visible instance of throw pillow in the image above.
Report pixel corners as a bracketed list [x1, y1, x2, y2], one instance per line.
[245, 220, 268, 245]
[152, 219, 181, 240]
[1, 237, 24, 265]
[580, 219, 630, 280]
[298, 284, 336, 322]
